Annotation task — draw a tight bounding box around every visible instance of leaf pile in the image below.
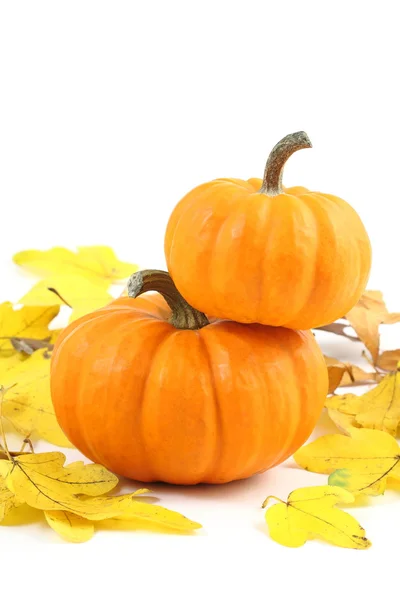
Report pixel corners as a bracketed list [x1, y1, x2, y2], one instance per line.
[263, 289, 400, 550]
[314, 290, 400, 437]
[0, 246, 206, 544]
[0, 446, 201, 543]
[319, 290, 400, 395]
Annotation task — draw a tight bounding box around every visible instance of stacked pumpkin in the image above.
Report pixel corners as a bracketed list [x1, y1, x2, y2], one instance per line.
[51, 132, 372, 485]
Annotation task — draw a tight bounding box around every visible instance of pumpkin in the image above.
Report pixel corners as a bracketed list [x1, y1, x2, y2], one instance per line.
[51, 269, 328, 485]
[164, 131, 372, 329]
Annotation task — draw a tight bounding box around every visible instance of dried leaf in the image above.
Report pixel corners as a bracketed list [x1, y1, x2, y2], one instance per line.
[263, 485, 370, 549]
[346, 303, 381, 363]
[13, 246, 138, 286]
[0, 351, 73, 447]
[44, 511, 94, 543]
[9, 336, 53, 355]
[357, 291, 400, 323]
[376, 350, 400, 372]
[18, 275, 112, 322]
[319, 291, 400, 364]
[324, 355, 380, 394]
[0, 303, 59, 354]
[294, 427, 400, 496]
[317, 322, 359, 341]
[325, 366, 400, 436]
[345, 290, 400, 362]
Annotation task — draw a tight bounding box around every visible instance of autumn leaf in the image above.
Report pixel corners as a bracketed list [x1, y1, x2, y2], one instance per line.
[44, 510, 95, 543]
[328, 469, 388, 497]
[18, 275, 112, 322]
[324, 355, 380, 394]
[326, 408, 356, 435]
[294, 427, 400, 496]
[111, 502, 203, 532]
[0, 475, 21, 522]
[356, 290, 400, 324]
[0, 351, 72, 447]
[0, 303, 59, 354]
[325, 365, 400, 436]
[346, 303, 381, 363]
[263, 485, 370, 549]
[0, 452, 118, 504]
[13, 246, 138, 286]
[318, 291, 400, 364]
[376, 350, 400, 372]
[0, 449, 201, 543]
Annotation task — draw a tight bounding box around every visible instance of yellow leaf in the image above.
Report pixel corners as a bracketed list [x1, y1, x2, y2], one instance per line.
[324, 356, 379, 394]
[325, 366, 400, 436]
[0, 450, 201, 541]
[0, 303, 59, 354]
[0, 475, 21, 522]
[294, 427, 400, 495]
[18, 275, 112, 322]
[113, 502, 202, 532]
[13, 246, 138, 286]
[326, 408, 356, 434]
[0, 452, 146, 519]
[44, 511, 94, 543]
[328, 469, 387, 496]
[0, 452, 118, 503]
[263, 485, 370, 549]
[0, 350, 72, 448]
[0, 353, 29, 378]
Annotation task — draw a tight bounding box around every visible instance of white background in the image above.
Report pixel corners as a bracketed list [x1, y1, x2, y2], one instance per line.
[0, 1, 399, 597]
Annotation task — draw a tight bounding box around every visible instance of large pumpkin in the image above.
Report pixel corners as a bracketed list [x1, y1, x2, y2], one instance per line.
[165, 132, 372, 329]
[51, 270, 328, 485]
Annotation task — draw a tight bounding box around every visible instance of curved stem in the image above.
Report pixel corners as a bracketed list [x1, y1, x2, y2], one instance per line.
[127, 269, 209, 331]
[259, 131, 312, 196]
[261, 495, 286, 509]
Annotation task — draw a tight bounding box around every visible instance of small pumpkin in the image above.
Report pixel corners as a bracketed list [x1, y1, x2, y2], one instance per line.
[164, 132, 372, 329]
[51, 270, 328, 485]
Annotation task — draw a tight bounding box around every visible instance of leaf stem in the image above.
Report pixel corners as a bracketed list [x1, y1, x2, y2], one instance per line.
[261, 495, 286, 509]
[47, 287, 72, 308]
[0, 386, 12, 461]
[20, 438, 34, 454]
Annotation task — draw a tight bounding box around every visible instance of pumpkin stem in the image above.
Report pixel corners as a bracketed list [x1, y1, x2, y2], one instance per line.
[127, 269, 210, 331]
[259, 131, 312, 196]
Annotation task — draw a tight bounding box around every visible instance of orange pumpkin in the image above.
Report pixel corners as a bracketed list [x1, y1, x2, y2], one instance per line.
[165, 132, 372, 329]
[51, 270, 328, 485]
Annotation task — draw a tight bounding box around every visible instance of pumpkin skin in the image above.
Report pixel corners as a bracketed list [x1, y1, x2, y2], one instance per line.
[164, 133, 371, 330]
[51, 289, 328, 485]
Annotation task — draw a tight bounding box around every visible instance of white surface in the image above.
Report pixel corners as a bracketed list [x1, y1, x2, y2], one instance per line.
[1, 0, 399, 596]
